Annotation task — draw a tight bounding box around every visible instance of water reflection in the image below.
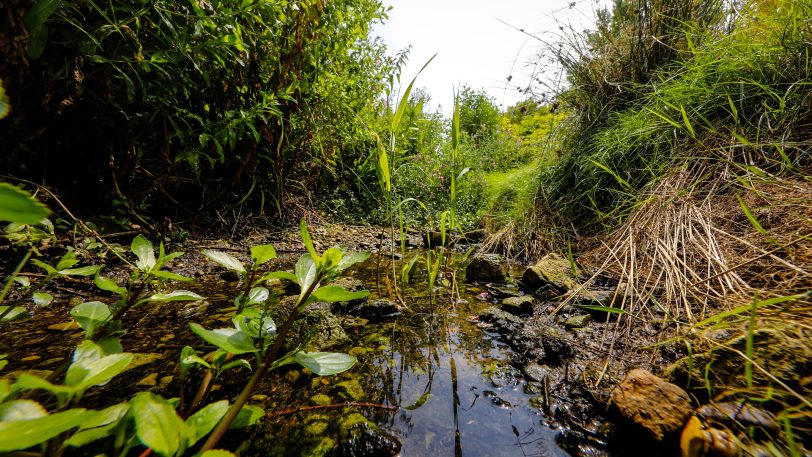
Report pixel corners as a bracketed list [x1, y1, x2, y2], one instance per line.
[244, 253, 570, 457]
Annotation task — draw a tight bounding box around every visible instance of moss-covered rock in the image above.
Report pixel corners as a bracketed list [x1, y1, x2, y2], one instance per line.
[520, 253, 579, 298]
[335, 378, 365, 401]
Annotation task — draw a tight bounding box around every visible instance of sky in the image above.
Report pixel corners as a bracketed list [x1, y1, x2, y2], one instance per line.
[372, 0, 603, 113]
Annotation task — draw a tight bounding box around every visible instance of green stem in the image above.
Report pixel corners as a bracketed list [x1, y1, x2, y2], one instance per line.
[199, 272, 324, 452]
[0, 249, 33, 318]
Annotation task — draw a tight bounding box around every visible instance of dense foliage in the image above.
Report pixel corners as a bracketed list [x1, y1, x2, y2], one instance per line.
[1, 0, 391, 221]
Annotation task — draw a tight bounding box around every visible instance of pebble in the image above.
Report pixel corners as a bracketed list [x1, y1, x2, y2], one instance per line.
[137, 373, 159, 386]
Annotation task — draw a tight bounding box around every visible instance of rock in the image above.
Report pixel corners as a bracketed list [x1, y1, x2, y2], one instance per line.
[610, 369, 693, 441]
[681, 416, 738, 457]
[251, 395, 269, 402]
[486, 364, 521, 388]
[501, 296, 535, 315]
[126, 353, 164, 372]
[310, 394, 332, 406]
[523, 362, 549, 382]
[564, 314, 591, 329]
[338, 413, 401, 457]
[529, 396, 546, 409]
[520, 253, 579, 298]
[478, 306, 523, 332]
[465, 253, 508, 283]
[486, 283, 521, 300]
[508, 324, 574, 363]
[483, 390, 512, 408]
[460, 229, 487, 243]
[422, 231, 451, 248]
[137, 373, 159, 387]
[48, 320, 79, 331]
[335, 378, 365, 401]
[20, 355, 41, 362]
[286, 310, 351, 352]
[346, 299, 399, 320]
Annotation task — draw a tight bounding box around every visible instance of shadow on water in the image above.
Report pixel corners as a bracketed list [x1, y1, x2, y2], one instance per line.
[242, 252, 572, 457]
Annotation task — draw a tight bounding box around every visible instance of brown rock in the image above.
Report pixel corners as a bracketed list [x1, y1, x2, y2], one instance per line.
[610, 369, 692, 441]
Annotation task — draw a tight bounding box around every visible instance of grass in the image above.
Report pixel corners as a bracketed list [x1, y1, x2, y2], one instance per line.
[478, 1, 812, 453]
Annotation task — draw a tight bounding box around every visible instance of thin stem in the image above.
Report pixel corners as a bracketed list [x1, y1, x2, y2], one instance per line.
[0, 249, 34, 318]
[200, 272, 324, 452]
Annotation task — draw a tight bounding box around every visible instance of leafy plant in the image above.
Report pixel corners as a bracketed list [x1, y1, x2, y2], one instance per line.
[202, 244, 277, 313]
[196, 220, 369, 451]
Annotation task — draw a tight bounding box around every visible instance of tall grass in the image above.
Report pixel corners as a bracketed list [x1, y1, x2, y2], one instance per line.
[534, 1, 809, 234]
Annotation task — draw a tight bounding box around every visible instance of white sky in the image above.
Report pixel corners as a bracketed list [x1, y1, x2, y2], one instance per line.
[372, 0, 603, 113]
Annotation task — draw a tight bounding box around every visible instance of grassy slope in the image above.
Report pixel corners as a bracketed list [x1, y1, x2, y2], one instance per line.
[484, 2, 811, 453]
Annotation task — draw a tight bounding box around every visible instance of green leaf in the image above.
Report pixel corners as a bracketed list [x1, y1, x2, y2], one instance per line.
[202, 249, 245, 273]
[250, 244, 277, 265]
[70, 301, 111, 338]
[0, 399, 47, 421]
[32, 292, 53, 306]
[336, 251, 370, 272]
[24, 0, 61, 30]
[131, 235, 156, 272]
[228, 404, 264, 429]
[140, 290, 203, 303]
[13, 375, 73, 404]
[31, 259, 57, 276]
[311, 285, 368, 303]
[294, 254, 318, 294]
[245, 287, 269, 305]
[70, 353, 132, 394]
[55, 251, 79, 271]
[179, 346, 200, 378]
[321, 247, 343, 269]
[0, 306, 26, 321]
[94, 275, 127, 297]
[293, 352, 356, 376]
[59, 265, 102, 277]
[185, 400, 228, 445]
[258, 270, 298, 284]
[300, 219, 319, 263]
[232, 310, 275, 340]
[576, 304, 626, 315]
[189, 323, 256, 355]
[0, 407, 93, 452]
[66, 402, 129, 448]
[737, 195, 768, 236]
[0, 82, 9, 120]
[131, 393, 184, 457]
[0, 183, 50, 225]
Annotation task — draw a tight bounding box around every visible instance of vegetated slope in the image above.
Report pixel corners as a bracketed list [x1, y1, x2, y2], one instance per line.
[495, 0, 810, 452]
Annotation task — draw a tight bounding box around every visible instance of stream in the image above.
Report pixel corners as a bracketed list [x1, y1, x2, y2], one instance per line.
[233, 252, 600, 457]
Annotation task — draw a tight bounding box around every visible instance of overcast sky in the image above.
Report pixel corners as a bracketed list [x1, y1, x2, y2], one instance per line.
[372, 0, 603, 113]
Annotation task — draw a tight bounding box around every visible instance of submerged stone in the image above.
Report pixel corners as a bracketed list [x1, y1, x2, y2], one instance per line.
[478, 306, 523, 332]
[501, 295, 536, 315]
[286, 310, 351, 352]
[339, 419, 401, 457]
[310, 394, 332, 406]
[523, 362, 550, 382]
[335, 379, 365, 401]
[465, 253, 508, 283]
[346, 299, 399, 320]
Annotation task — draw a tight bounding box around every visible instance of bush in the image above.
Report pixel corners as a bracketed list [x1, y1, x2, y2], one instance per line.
[1, 0, 391, 220]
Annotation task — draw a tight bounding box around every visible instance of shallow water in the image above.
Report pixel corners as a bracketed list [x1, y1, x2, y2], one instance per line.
[242, 253, 574, 457]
